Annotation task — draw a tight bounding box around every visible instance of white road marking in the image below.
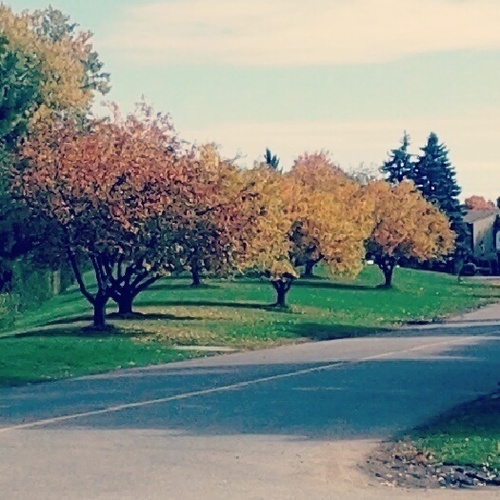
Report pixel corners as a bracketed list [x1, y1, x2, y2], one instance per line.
[0, 336, 493, 434]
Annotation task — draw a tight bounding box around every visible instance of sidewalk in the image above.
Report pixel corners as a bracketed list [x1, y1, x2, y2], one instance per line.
[446, 300, 500, 324]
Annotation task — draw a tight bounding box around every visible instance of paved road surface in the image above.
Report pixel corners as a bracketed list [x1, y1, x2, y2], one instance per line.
[1, 312, 500, 498]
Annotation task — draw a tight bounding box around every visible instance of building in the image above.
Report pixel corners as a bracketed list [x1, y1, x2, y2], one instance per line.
[463, 208, 500, 275]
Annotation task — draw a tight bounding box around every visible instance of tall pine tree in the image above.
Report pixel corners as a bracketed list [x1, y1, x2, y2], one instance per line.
[380, 131, 413, 183]
[411, 132, 469, 272]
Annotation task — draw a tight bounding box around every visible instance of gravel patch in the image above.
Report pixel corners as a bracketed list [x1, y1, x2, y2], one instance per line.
[361, 439, 500, 490]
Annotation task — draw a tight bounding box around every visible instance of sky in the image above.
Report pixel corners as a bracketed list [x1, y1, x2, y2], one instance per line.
[9, 0, 500, 201]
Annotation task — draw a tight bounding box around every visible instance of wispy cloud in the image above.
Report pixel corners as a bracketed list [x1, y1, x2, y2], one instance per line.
[104, 0, 500, 66]
[179, 113, 500, 199]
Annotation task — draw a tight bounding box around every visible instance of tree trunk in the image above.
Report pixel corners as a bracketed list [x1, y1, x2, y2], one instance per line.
[383, 265, 394, 287]
[303, 260, 315, 278]
[271, 279, 293, 307]
[191, 267, 202, 287]
[117, 293, 134, 315]
[93, 294, 108, 328]
[274, 284, 287, 307]
[377, 256, 396, 288]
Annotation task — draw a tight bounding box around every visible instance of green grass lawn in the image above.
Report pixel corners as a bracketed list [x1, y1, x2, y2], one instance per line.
[412, 392, 500, 474]
[1, 265, 499, 387]
[0, 331, 195, 387]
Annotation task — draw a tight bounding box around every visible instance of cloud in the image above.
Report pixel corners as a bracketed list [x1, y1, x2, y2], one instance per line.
[179, 114, 500, 200]
[103, 0, 500, 66]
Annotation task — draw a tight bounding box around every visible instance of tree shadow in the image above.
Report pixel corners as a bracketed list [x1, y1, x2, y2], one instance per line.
[0, 325, 122, 340]
[289, 322, 388, 341]
[466, 293, 500, 300]
[293, 280, 380, 291]
[148, 282, 221, 292]
[41, 311, 201, 327]
[132, 299, 295, 314]
[108, 312, 200, 321]
[298, 274, 331, 281]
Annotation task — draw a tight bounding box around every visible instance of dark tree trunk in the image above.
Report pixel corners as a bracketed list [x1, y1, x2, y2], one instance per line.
[93, 294, 108, 328]
[117, 293, 134, 315]
[191, 267, 202, 287]
[271, 278, 293, 307]
[383, 266, 394, 287]
[377, 256, 396, 288]
[303, 260, 315, 278]
[275, 284, 287, 307]
[110, 275, 159, 317]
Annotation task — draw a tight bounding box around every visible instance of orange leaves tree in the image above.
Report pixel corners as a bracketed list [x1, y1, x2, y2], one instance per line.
[365, 180, 455, 287]
[464, 195, 496, 211]
[177, 144, 253, 287]
[16, 105, 263, 326]
[16, 106, 197, 327]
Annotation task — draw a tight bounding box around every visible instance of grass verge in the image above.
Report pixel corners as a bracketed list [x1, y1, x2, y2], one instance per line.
[0, 327, 201, 387]
[364, 392, 500, 489]
[412, 391, 500, 473]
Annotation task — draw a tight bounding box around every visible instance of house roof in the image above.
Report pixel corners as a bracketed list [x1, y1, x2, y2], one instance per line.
[464, 209, 500, 224]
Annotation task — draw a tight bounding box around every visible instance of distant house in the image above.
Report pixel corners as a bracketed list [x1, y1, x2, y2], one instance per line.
[464, 208, 500, 274]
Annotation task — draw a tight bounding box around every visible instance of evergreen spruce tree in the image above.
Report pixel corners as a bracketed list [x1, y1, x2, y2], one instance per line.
[411, 132, 469, 272]
[380, 131, 413, 183]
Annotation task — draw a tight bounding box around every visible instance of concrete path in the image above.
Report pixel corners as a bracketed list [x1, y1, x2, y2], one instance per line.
[1, 326, 500, 499]
[446, 300, 500, 324]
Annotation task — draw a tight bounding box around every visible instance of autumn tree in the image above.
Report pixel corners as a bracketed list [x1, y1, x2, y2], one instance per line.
[16, 104, 266, 323]
[464, 195, 496, 210]
[169, 143, 256, 288]
[0, 5, 109, 293]
[239, 161, 373, 307]
[236, 167, 298, 306]
[0, 5, 109, 122]
[365, 180, 455, 287]
[16, 106, 196, 327]
[287, 152, 370, 278]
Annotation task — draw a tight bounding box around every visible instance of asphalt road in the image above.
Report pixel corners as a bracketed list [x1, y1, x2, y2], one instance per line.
[1, 327, 500, 499]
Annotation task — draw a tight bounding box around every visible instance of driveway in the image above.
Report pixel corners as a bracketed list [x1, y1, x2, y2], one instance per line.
[1, 320, 500, 498]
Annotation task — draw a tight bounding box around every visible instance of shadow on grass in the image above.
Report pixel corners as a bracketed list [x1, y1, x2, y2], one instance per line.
[0, 325, 125, 340]
[410, 389, 500, 440]
[147, 282, 221, 292]
[132, 299, 295, 314]
[466, 293, 500, 301]
[44, 311, 201, 327]
[290, 322, 387, 341]
[293, 280, 381, 291]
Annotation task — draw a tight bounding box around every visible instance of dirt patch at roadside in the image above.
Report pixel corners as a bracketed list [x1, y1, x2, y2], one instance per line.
[361, 439, 500, 490]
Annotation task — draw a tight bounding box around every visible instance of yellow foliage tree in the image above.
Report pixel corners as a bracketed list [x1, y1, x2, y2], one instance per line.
[0, 5, 109, 124]
[365, 180, 455, 287]
[287, 151, 373, 278]
[238, 161, 373, 307]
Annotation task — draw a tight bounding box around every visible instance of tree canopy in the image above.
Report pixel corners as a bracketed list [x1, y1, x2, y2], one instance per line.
[464, 195, 496, 211]
[365, 180, 455, 287]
